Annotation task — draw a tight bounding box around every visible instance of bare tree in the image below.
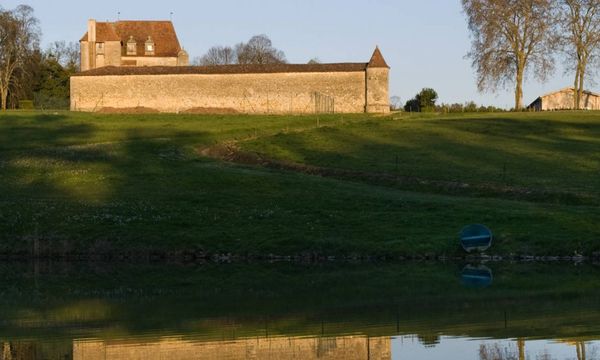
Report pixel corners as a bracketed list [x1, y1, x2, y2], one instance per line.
[307, 57, 321, 64]
[558, 0, 600, 109]
[462, 0, 556, 109]
[390, 96, 402, 111]
[0, 5, 40, 110]
[46, 40, 80, 71]
[235, 34, 286, 65]
[194, 45, 236, 66]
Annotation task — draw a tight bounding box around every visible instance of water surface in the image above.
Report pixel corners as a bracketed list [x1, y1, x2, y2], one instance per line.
[0, 262, 599, 359]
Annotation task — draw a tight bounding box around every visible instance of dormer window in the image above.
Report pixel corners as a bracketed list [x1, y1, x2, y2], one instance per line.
[145, 36, 155, 55]
[127, 36, 137, 56]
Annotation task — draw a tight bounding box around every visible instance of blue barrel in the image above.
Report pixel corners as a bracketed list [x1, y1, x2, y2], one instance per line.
[460, 224, 493, 253]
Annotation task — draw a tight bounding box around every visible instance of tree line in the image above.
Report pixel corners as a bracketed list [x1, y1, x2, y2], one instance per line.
[399, 88, 505, 113]
[463, 0, 600, 110]
[194, 34, 287, 66]
[0, 5, 78, 110]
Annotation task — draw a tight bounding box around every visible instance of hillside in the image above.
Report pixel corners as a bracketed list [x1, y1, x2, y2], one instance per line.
[0, 111, 598, 258]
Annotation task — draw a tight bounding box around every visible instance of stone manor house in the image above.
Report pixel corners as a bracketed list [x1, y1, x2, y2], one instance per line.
[72, 19, 390, 114]
[80, 19, 189, 70]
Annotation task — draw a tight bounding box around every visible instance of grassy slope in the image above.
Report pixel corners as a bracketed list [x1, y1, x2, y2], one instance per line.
[243, 112, 600, 203]
[240, 112, 600, 255]
[0, 111, 598, 257]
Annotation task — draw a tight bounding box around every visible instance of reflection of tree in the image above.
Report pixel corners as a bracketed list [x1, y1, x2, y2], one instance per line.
[1, 341, 70, 359]
[576, 341, 586, 360]
[479, 342, 519, 360]
[482, 339, 600, 360]
[2, 342, 36, 360]
[518, 338, 525, 360]
[561, 340, 593, 360]
[417, 333, 440, 347]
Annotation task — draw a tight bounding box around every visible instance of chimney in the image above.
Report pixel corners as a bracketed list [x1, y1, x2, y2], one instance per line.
[87, 19, 97, 69]
[88, 19, 97, 42]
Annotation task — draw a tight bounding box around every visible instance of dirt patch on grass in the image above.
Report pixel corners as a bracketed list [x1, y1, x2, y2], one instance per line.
[199, 142, 593, 206]
[98, 107, 160, 114]
[181, 107, 239, 115]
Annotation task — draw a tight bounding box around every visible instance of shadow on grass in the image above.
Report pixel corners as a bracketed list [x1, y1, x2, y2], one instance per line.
[0, 114, 212, 257]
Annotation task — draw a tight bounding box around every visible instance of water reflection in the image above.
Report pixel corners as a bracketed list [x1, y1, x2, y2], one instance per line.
[0, 261, 598, 359]
[395, 336, 600, 360]
[73, 335, 391, 360]
[461, 264, 493, 288]
[479, 339, 524, 360]
[2, 336, 600, 360]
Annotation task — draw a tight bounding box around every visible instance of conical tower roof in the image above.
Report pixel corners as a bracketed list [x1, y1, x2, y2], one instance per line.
[367, 46, 389, 68]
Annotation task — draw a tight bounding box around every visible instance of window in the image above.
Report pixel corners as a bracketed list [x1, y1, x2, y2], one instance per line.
[145, 36, 155, 55]
[96, 42, 104, 54]
[126, 36, 137, 56]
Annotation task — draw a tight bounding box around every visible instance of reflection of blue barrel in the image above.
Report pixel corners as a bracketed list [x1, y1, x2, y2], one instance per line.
[460, 224, 493, 252]
[461, 265, 493, 288]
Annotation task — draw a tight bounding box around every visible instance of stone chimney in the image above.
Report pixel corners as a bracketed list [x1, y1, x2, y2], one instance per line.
[87, 19, 97, 42]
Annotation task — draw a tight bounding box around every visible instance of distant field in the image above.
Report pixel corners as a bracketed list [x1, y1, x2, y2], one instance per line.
[0, 111, 598, 258]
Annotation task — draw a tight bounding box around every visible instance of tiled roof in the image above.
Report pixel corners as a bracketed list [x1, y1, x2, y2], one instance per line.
[367, 47, 389, 68]
[79, 22, 120, 42]
[80, 20, 182, 57]
[73, 63, 370, 77]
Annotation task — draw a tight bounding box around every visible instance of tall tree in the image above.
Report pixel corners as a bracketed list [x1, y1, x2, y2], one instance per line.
[403, 88, 439, 112]
[236, 34, 286, 65]
[0, 5, 40, 110]
[416, 88, 439, 112]
[558, 0, 600, 109]
[46, 40, 80, 71]
[462, 0, 556, 109]
[194, 45, 236, 66]
[33, 56, 74, 109]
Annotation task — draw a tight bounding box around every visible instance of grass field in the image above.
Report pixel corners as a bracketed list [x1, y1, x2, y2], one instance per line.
[0, 110, 598, 258]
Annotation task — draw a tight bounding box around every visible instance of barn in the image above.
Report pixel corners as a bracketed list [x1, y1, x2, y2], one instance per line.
[528, 87, 600, 111]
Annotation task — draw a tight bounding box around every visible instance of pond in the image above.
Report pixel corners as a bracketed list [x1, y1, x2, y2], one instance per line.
[0, 261, 599, 359]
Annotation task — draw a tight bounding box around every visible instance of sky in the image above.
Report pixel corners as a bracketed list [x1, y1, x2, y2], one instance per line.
[2, 0, 579, 108]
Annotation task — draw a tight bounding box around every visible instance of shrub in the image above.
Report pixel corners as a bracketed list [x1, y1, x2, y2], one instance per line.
[18, 100, 34, 110]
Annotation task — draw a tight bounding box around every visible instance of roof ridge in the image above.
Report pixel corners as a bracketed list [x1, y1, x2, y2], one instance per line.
[116, 20, 174, 23]
[539, 86, 600, 98]
[74, 63, 370, 77]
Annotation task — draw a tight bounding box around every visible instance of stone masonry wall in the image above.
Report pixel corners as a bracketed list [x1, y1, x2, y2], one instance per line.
[71, 71, 368, 114]
[366, 67, 390, 113]
[95, 41, 122, 68]
[542, 91, 600, 110]
[120, 56, 179, 67]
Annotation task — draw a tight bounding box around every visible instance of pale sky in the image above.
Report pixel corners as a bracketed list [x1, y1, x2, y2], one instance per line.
[2, 0, 580, 108]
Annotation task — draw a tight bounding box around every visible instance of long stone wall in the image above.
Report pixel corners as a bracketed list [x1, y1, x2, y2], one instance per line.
[71, 71, 369, 114]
